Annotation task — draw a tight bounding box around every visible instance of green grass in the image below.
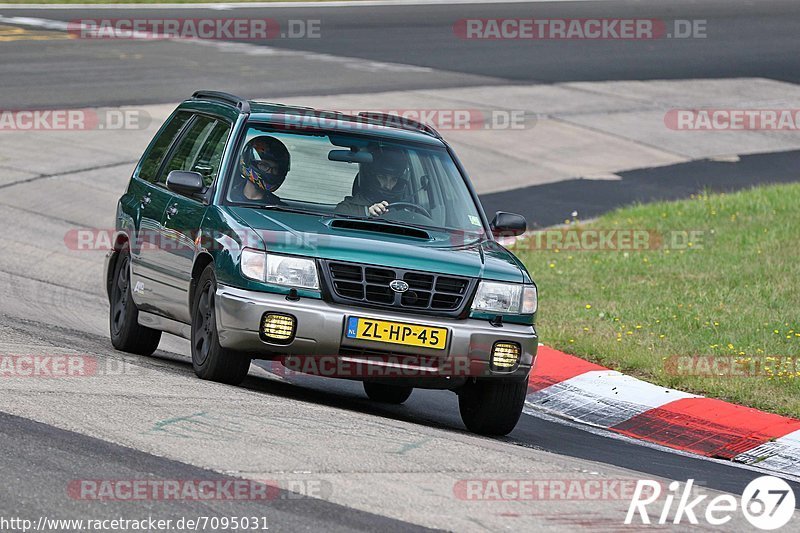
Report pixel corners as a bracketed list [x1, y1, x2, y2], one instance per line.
[513, 183, 800, 418]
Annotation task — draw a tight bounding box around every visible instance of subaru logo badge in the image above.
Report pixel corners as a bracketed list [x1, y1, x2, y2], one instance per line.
[389, 279, 409, 293]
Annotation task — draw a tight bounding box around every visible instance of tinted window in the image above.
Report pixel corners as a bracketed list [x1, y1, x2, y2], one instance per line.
[159, 116, 231, 187]
[136, 111, 191, 183]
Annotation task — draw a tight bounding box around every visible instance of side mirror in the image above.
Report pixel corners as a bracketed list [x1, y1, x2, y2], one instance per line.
[490, 211, 527, 238]
[166, 170, 205, 196]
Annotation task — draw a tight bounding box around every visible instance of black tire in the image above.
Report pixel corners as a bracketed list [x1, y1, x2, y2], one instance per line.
[458, 379, 527, 436]
[191, 265, 251, 385]
[109, 246, 161, 356]
[363, 382, 413, 404]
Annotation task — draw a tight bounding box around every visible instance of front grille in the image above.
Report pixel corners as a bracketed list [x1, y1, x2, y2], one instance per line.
[322, 260, 475, 317]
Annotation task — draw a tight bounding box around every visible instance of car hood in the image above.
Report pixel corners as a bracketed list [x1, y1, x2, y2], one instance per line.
[226, 207, 528, 283]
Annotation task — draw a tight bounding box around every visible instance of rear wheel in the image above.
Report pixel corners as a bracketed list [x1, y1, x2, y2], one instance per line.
[191, 265, 251, 385]
[109, 246, 161, 356]
[458, 379, 527, 436]
[363, 382, 413, 404]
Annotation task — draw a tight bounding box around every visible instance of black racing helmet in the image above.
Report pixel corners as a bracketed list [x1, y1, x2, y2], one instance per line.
[240, 135, 290, 193]
[360, 147, 410, 203]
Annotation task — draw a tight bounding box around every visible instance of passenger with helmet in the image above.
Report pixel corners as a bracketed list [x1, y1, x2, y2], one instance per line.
[335, 147, 411, 217]
[232, 135, 291, 204]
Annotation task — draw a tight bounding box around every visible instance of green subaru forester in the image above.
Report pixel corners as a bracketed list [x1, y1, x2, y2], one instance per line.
[105, 91, 538, 435]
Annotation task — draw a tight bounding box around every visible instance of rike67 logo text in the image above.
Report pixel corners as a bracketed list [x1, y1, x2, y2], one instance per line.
[626, 476, 795, 530]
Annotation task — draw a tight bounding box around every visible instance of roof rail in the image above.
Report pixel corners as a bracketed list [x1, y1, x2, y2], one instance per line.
[191, 90, 251, 114]
[356, 111, 442, 139]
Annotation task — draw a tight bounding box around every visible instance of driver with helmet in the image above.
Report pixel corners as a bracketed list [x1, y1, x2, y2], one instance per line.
[335, 147, 410, 217]
[233, 135, 290, 204]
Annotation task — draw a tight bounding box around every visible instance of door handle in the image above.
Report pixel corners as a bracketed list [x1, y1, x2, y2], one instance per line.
[141, 194, 151, 207]
[165, 204, 178, 219]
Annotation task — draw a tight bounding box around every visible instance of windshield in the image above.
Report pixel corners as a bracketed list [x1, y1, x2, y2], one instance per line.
[225, 123, 486, 234]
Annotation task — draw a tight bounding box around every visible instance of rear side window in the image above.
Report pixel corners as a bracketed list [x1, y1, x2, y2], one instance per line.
[188, 120, 231, 187]
[158, 116, 231, 187]
[136, 111, 191, 183]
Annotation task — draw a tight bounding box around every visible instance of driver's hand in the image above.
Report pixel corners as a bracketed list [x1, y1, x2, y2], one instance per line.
[368, 201, 389, 217]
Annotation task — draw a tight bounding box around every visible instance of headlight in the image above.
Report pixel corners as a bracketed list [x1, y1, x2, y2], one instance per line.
[241, 249, 319, 290]
[472, 281, 537, 314]
[267, 254, 319, 289]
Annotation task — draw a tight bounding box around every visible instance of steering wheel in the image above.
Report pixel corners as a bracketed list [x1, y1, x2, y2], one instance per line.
[386, 202, 432, 219]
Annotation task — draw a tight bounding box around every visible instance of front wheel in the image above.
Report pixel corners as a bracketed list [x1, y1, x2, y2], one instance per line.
[109, 246, 161, 356]
[363, 382, 413, 404]
[191, 265, 251, 385]
[458, 379, 527, 436]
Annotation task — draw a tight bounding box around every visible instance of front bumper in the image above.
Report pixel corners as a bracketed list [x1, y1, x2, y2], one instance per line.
[215, 285, 537, 384]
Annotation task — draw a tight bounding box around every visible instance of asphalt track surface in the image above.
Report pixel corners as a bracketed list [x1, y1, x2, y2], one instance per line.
[482, 148, 800, 227]
[1, 0, 799, 530]
[248, 367, 800, 500]
[0, 0, 799, 107]
[1, 411, 429, 533]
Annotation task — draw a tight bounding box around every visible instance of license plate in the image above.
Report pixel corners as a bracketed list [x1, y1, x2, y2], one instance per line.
[345, 317, 447, 350]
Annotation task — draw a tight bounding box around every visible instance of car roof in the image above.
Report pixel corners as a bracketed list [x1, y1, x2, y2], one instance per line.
[181, 91, 447, 147]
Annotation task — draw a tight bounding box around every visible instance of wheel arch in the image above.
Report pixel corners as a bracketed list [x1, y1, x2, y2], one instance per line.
[105, 232, 131, 301]
[189, 252, 215, 308]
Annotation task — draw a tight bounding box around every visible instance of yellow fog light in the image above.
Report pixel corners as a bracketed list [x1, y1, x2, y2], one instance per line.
[260, 313, 296, 344]
[491, 342, 520, 371]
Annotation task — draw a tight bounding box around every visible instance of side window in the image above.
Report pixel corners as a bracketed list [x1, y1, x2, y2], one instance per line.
[136, 111, 191, 183]
[190, 121, 231, 186]
[158, 116, 231, 187]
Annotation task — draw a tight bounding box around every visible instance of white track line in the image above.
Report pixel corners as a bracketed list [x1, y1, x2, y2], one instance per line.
[0, 15, 69, 30]
[0, 15, 433, 73]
